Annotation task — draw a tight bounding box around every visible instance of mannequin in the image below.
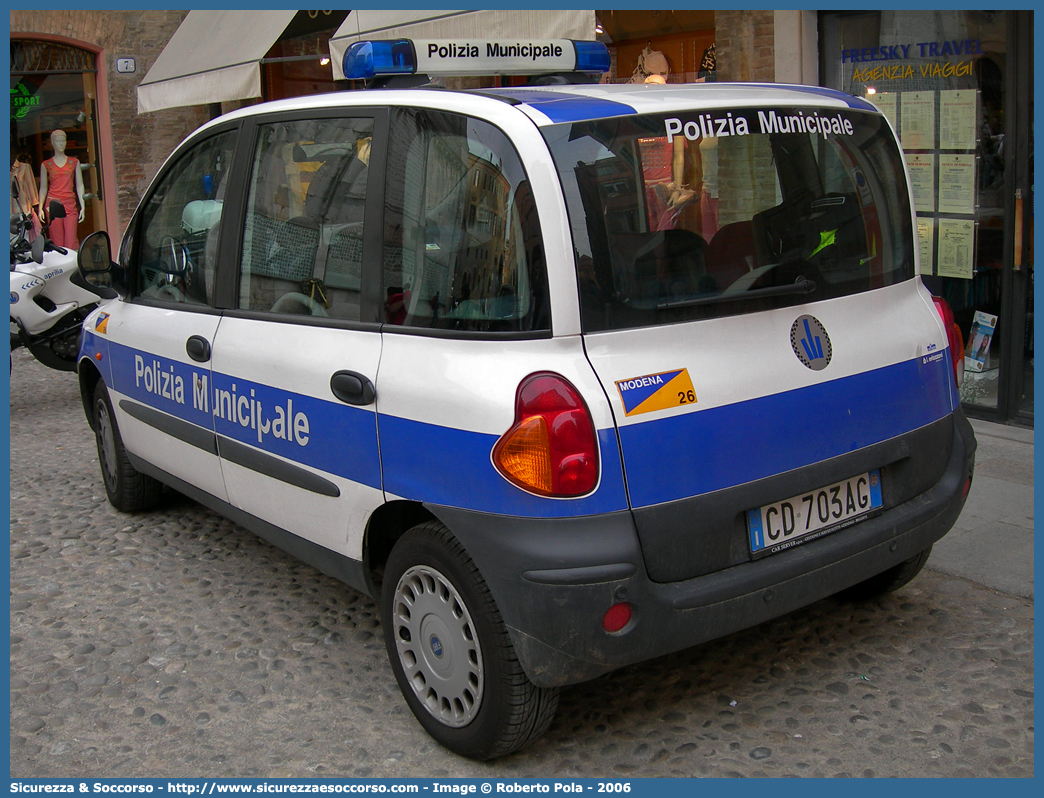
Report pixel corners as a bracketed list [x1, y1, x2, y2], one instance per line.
[39, 129, 85, 249]
[11, 152, 42, 239]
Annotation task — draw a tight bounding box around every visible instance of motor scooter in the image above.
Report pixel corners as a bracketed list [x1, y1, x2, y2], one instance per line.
[10, 195, 111, 372]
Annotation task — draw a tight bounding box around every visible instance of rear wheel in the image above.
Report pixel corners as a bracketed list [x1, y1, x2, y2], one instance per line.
[94, 380, 162, 512]
[381, 521, 559, 759]
[839, 546, 933, 600]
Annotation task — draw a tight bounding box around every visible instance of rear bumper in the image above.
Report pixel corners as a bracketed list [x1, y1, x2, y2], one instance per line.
[430, 410, 975, 689]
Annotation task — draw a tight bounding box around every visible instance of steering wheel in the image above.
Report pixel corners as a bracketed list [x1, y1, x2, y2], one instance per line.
[159, 235, 192, 276]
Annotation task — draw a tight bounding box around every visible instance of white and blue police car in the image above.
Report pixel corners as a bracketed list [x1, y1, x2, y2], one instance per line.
[75, 38, 976, 759]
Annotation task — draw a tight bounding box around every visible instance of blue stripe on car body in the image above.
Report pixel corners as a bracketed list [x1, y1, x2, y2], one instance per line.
[377, 417, 630, 518]
[105, 340, 383, 491]
[101, 340, 628, 518]
[618, 353, 956, 508]
[100, 340, 957, 519]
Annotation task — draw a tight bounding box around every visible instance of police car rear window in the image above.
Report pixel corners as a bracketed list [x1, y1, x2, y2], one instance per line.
[542, 107, 915, 332]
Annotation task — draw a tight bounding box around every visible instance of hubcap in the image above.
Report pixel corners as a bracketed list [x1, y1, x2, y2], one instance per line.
[96, 398, 119, 493]
[391, 564, 483, 728]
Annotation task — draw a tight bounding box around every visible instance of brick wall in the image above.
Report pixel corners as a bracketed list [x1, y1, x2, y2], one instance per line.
[11, 10, 209, 235]
[714, 10, 776, 83]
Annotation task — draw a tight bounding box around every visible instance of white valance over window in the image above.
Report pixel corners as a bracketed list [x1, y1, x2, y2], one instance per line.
[328, 10, 596, 80]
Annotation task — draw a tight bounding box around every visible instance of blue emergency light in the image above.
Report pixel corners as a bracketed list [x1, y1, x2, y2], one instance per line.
[342, 40, 417, 79]
[342, 38, 611, 81]
[573, 42, 613, 73]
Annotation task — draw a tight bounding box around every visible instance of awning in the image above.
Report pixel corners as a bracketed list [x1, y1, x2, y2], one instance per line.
[328, 10, 597, 80]
[137, 10, 296, 114]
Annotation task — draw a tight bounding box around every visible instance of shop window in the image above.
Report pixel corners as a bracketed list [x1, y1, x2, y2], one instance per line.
[10, 40, 106, 239]
[820, 10, 1032, 419]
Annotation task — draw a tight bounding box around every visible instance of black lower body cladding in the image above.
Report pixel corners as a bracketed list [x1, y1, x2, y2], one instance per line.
[634, 411, 964, 582]
[429, 409, 975, 688]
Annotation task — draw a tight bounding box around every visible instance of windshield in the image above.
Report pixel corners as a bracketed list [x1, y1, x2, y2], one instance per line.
[542, 106, 916, 332]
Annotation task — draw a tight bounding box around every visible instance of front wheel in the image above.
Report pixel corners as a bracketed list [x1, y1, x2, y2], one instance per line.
[93, 380, 162, 512]
[382, 521, 559, 759]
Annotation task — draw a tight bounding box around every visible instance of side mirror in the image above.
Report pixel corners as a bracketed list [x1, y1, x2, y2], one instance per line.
[79, 231, 112, 273]
[76, 231, 120, 299]
[48, 199, 66, 220]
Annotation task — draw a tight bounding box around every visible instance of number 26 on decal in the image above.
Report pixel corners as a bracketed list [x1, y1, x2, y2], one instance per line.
[677, 390, 696, 404]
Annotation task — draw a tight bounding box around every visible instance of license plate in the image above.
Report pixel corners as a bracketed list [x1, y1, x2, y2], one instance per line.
[747, 470, 882, 558]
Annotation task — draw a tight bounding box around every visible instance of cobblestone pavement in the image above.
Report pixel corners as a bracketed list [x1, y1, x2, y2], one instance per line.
[9, 350, 1035, 778]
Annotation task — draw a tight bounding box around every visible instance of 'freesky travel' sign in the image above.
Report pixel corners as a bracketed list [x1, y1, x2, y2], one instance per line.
[841, 39, 984, 63]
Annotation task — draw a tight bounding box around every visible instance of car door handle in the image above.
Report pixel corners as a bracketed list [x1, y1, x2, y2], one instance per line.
[330, 370, 376, 406]
[186, 335, 211, 363]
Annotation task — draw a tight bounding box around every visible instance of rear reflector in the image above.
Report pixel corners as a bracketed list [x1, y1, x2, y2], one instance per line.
[602, 602, 633, 633]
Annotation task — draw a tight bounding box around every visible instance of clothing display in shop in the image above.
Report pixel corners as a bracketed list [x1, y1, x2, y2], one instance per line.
[39, 129, 85, 249]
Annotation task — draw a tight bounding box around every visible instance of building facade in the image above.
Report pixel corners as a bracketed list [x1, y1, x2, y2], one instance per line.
[819, 10, 1033, 424]
[10, 10, 209, 240]
[8, 9, 1031, 425]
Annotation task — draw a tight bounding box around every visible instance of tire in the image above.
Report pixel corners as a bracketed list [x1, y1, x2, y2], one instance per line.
[381, 521, 559, 760]
[26, 334, 80, 372]
[93, 380, 162, 512]
[838, 545, 933, 601]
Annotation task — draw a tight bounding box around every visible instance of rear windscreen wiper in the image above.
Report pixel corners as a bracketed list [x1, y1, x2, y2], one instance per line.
[652, 277, 816, 311]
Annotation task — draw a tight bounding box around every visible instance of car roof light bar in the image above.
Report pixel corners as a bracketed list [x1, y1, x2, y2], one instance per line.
[342, 39, 611, 81]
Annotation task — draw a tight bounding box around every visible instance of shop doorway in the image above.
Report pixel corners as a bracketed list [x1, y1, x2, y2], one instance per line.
[10, 40, 106, 244]
[820, 10, 1033, 425]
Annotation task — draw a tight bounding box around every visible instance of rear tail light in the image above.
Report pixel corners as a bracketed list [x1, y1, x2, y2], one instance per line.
[492, 373, 599, 497]
[932, 296, 965, 387]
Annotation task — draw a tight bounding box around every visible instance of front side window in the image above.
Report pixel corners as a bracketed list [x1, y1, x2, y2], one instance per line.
[543, 107, 916, 332]
[133, 131, 235, 305]
[382, 109, 549, 333]
[239, 116, 374, 321]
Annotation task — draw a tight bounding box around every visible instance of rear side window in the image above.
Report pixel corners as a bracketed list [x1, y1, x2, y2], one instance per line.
[238, 116, 374, 321]
[543, 107, 915, 332]
[381, 109, 550, 333]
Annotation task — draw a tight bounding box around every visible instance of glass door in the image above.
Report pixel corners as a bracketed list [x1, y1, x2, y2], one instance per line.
[1002, 13, 1033, 422]
[819, 10, 1033, 424]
